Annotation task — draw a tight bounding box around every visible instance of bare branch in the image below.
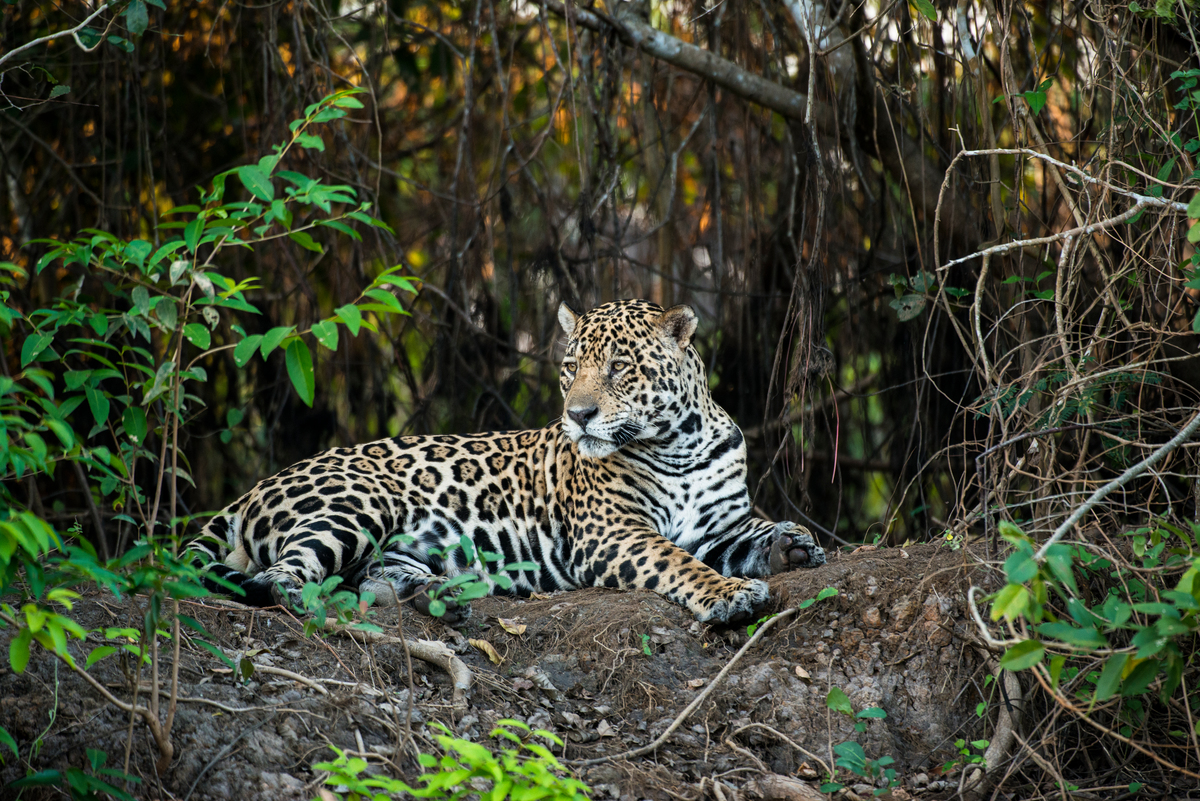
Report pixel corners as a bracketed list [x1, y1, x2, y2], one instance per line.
[1034, 409, 1200, 560]
[0, 2, 114, 71]
[533, 0, 809, 120]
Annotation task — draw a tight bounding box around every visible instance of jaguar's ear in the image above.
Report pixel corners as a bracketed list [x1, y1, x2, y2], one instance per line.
[558, 302, 580, 337]
[659, 305, 698, 349]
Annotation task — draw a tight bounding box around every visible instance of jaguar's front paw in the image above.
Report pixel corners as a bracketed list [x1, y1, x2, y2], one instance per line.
[698, 579, 772, 626]
[409, 588, 473, 627]
[768, 522, 826, 574]
[266, 575, 306, 610]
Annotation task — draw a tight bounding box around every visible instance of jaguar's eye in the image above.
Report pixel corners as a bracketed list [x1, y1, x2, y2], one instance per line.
[612, 361, 626, 372]
[564, 362, 577, 373]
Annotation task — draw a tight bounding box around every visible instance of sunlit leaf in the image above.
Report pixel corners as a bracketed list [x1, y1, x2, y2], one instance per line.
[999, 640, 1044, 671]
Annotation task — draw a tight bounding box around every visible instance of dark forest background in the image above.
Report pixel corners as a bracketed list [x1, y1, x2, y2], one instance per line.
[3, 0, 1200, 555]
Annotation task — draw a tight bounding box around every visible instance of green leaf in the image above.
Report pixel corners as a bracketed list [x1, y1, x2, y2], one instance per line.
[233, 335, 263, 367]
[1156, 156, 1178, 182]
[184, 217, 204, 253]
[999, 640, 1045, 671]
[48, 84, 71, 100]
[237, 165, 274, 202]
[910, 0, 936, 19]
[427, 598, 447, 617]
[20, 333, 52, 367]
[312, 320, 339, 351]
[288, 230, 324, 253]
[183, 323, 211, 349]
[1121, 659, 1159, 696]
[285, 338, 315, 406]
[44, 419, 74, 448]
[1037, 622, 1108, 649]
[132, 285, 150, 316]
[856, 707, 887, 719]
[1041, 544, 1079, 595]
[259, 326, 294, 359]
[1004, 550, 1038, 583]
[990, 583, 1030, 622]
[86, 645, 118, 667]
[0, 726, 17, 760]
[833, 740, 867, 771]
[9, 628, 31, 673]
[826, 687, 853, 716]
[364, 288, 405, 313]
[1187, 192, 1200, 219]
[295, 133, 326, 151]
[816, 586, 838, 600]
[889, 294, 926, 321]
[1094, 653, 1128, 703]
[84, 385, 110, 426]
[124, 0, 149, 36]
[997, 520, 1027, 543]
[122, 406, 147, 444]
[336, 304, 362, 336]
[374, 273, 418, 294]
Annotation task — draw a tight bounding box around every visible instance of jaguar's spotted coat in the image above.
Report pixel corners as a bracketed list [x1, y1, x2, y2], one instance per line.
[191, 299, 826, 624]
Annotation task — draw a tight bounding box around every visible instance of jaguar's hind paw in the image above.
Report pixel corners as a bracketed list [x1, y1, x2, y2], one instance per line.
[409, 588, 472, 627]
[768, 522, 826, 573]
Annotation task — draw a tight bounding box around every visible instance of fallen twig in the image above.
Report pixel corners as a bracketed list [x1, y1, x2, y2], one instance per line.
[571, 607, 800, 767]
[254, 664, 329, 695]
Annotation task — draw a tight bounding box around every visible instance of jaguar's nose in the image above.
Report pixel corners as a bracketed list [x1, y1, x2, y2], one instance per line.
[567, 405, 599, 428]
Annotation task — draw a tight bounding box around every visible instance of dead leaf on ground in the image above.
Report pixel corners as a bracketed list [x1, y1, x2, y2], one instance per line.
[497, 618, 527, 635]
[597, 719, 618, 737]
[794, 666, 811, 681]
[469, 638, 503, 665]
[687, 678, 705, 688]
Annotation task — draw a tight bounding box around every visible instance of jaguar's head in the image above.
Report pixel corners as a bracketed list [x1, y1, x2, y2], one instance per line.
[557, 299, 702, 459]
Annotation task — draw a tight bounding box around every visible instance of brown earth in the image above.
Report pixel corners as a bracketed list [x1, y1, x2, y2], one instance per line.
[0, 544, 1003, 801]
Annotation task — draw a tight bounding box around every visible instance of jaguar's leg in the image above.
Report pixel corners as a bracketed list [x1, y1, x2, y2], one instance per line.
[241, 523, 365, 611]
[358, 549, 474, 626]
[689, 519, 826, 578]
[576, 528, 773, 625]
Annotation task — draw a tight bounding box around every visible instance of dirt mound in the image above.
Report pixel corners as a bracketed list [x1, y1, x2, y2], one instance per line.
[0, 544, 1000, 800]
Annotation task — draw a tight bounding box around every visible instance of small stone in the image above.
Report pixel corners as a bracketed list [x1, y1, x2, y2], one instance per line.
[910, 772, 930, 788]
[862, 607, 883, 628]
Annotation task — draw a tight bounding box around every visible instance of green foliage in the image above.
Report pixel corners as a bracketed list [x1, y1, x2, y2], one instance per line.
[9, 747, 140, 801]
[821, 688, 897, 795]
[1021, 78, 1054, 116]
[424, 535, 539, 618]
[942, 739, 989, 774]
[986, 519, 1200, 714]
[0, 89, 412, 773]
[315, 720, 591, 801]
[886, 271, 936, 322]
[976, 366, 1161, 434]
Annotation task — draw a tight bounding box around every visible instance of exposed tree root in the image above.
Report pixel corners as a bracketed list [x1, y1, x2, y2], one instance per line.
[320, 617, 472, 709]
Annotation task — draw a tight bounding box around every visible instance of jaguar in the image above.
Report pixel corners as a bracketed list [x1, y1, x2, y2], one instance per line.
[191, 299, 826, 624]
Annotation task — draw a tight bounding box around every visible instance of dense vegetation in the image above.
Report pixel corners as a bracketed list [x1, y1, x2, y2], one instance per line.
[3, 0, 1200, 797]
